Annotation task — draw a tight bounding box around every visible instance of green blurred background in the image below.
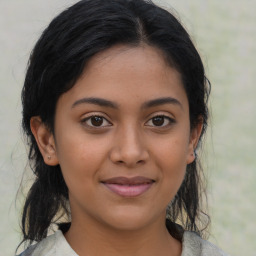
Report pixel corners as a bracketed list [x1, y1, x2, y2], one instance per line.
[0, 0, 255, 255]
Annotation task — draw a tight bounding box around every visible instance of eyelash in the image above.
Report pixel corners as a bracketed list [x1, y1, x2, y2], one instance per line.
[81, 115, 112, 129]
[81, 114, 175, 129]
[145, 115, 175, 128]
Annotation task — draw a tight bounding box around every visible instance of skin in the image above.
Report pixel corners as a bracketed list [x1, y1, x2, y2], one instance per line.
[31, 45, 202, 256]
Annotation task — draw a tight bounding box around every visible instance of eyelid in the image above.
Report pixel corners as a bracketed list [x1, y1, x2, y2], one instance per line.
[145, 113, 176, 127]
[80, 113, 112, 128]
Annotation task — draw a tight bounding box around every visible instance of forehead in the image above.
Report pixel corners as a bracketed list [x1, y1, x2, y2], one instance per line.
[83, 44, 174, 83]
[57, 44, 188, 111]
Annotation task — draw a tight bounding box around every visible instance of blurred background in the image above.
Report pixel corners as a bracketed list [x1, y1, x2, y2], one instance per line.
[0, 0, 255, 255]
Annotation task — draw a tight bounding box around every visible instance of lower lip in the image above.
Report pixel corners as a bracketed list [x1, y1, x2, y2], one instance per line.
[103, 183, 153, 197]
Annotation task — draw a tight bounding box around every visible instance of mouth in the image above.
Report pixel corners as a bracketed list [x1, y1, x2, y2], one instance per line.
[101, 176, 155, 197]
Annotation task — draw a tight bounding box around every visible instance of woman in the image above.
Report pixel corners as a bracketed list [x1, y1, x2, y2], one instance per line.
[18, 0, 228, 255]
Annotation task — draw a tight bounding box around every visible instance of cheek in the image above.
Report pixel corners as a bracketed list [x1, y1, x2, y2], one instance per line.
[155, 133, 190, 166]
[153, 134, 189, 189]
[161, 148, 187, 186]
[55, 133, 108, 189]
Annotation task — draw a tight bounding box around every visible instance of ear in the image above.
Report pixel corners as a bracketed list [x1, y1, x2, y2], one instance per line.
[186, 119, 203, 164]
[30, 116, 59, 166]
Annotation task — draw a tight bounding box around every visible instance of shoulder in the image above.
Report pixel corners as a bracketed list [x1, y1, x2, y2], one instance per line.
[17, 230, 77, 256]
[17, 232, 56, 256]
[182, 231, 230, 256]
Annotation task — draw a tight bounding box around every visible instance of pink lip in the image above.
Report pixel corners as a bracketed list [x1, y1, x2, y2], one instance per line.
[102, 176, 154, 197]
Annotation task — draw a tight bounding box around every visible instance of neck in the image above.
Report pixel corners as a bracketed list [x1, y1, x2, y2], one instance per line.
[64, 215, 182, 256]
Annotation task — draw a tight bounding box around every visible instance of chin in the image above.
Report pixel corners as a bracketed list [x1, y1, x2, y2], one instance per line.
[100, 205, 162, 232]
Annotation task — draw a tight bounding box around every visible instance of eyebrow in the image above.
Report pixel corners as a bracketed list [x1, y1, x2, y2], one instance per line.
[72, 97, 119, 109]
[141, 97, 183, 110]
[71, 97, 182, 110]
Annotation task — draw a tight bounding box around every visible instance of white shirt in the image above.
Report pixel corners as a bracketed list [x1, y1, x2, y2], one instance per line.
[19, 230, 229, 256]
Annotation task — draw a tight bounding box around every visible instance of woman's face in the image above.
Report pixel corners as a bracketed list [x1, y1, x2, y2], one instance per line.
[49, 45, 200, 231]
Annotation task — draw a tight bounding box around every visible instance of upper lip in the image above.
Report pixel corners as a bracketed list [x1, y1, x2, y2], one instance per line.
[101, 176, 155, 185]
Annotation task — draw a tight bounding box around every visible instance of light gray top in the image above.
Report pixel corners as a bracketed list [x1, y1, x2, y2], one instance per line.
[19, 230, 229, 256]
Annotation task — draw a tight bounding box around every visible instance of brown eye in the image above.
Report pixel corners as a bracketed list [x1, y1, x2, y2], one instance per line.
[152, 116, 165, 126]
[145, 115, 175, 127]
[91, 116, 103, 126]
[82, 115, 111, 128]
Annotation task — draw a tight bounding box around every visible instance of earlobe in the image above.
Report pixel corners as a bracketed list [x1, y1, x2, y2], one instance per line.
[30, 116, 59, 166]
[186, 120, 203, 164]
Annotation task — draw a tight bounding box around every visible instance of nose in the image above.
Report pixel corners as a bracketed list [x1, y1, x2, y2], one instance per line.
[109, 126, 149, 168]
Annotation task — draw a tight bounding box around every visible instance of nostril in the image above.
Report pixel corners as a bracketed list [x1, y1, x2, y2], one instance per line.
[115, 159, 144, 166]
[109, 145, 149, 167]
